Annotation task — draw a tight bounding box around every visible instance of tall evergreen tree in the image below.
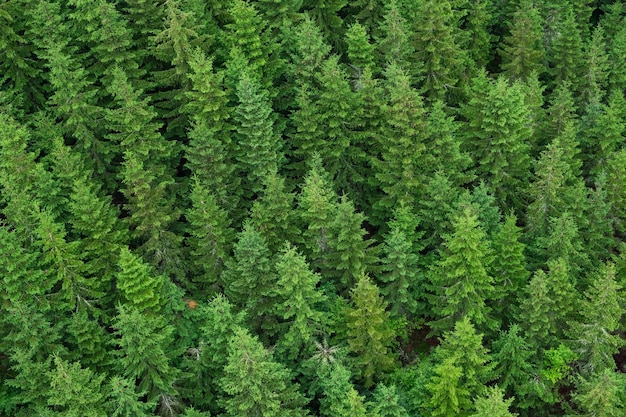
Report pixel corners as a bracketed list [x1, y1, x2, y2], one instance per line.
[274, 243, 328, 362]
[46, 355, 107, 417]
[345, 274, 396, 387]
[567, 262, 624, 375]
[324, 195, 379, 292]
[111, 305, 180, 410]
[116, 247, 163, 314]
[471, 386, 517, 417]
[499, 0, 545, 81]
[372, 63, 426, 215]
[410, 0, 464, 100]
[106, 67, 183, 279]
[489, 213, 529, 324]
[428, 207, 496, 334]
[222, 222, 277, 336]
[185, 177, 233, 294]
[233, 72, 281, 199]
[461, 74, 532, 207]
[218, 327, 308, 417]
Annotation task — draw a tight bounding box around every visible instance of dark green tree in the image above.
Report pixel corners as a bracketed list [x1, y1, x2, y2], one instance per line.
[233, 72, 281, 199]
[184, 48, 239, 212]
[116, 247, 163, 314]
[185, 177, 233, 294]
[411, 0, 464, 100]
[222, 222, 277, 336]
[274, 243, 328, 362]
[218, 327, 308, 417]
[372, 63, 426, 215]
[499, 0, 545, 81]
[106, 377, 155, 417]
[428, 207, 495, 334]
[250, 171, 299, 253]
[324, 195, 379, 292]
[111, 305, 180, 410]
[567, 263, 624, 375]
[489, 214, 529, 323]
[345, 274, 397, 387]
[461, 74, 531, 207]
[570, 369, 626, 417]
[425, 357, 470, 417]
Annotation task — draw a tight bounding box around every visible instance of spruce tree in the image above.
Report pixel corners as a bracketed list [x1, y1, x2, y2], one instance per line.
[218, 327, 308, 417]
[425, 358, 470, 417]
[436, 317, 493, 400]
[233, 72, 281, 199]
[222, 222, 277, 336]
[274, 243, 328, 362]
[548, 3, 584, 90]
[106, 377, 155, 417]
[461, 75, 531, 207]
[492, 325, 537, 407]
[325, 195, 379, 292]
[428, 207, 495, 334]
[116, 247, 164, 314]
[345, 22, 376, 74]
[376, 1, 414, 71]
[46, 355, 107, 417]
[499, 0, 545, 81]
[297, 154, 338, 268]
[250, 171, 299, 253]
[345, 274, 396, 387]
[372, 63, 426, 215]
[411, 0, 464, 100]
[489, 214, 529, 323]
[111, 305, 180, 408]
[570, 369, 626, 417]
[471, 386, 517, 417]
[106, 67, 183, 279]
[185, 177, 233, 294]
[379, 218, 422, 317]
[370, 383, 410, 417]
[567, 263, 624, 375]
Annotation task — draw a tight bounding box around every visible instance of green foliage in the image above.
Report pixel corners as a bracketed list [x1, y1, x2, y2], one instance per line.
[325, 195, 379, 291]
[570, 369, 626, 417]
[379, 217, 422, 317]
[106, 377, 155, 417]
[233, 72, 281, 198]
[461, 74, 531, 207]
[471, 386, 517, 417]
[46, 355, 107, 417]
[425, 358, 470, 417]
[499, 0, 545, 81]
[372, 63, 426, 214]
[219, 327, 308, 417]
[489, 214, 529, 323]
[111, 305, 179, 404]
[223, 222, 277, 335]
[411, 0, 464, 100]
[346, 22, 375, 72]
[345, 275, 396, 387]
[567, 262, 624, 375]
[428, 207, 495, 333]
[274, 243, 327, 361]
[185, 177, 233, 293]
[250, 171, 298, 252]
[117, 247, 163, 313]
[436, 317, 494, 400]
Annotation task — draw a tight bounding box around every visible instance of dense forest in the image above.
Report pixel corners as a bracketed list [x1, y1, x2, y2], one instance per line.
[1, 0, 626, 415]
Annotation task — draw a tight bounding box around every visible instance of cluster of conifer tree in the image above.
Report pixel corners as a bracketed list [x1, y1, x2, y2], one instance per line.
[1, 0, 626, 415]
